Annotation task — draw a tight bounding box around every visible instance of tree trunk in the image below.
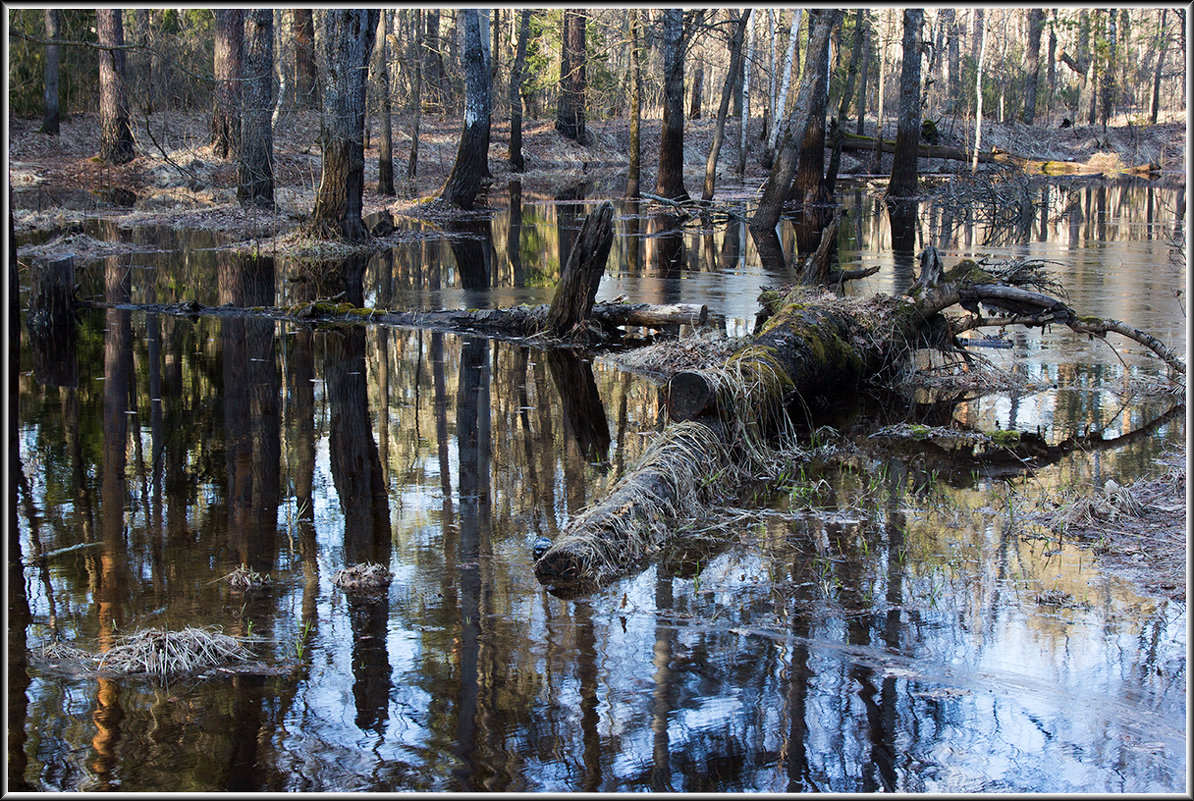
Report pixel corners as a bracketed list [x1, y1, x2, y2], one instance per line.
[545, 202, 615, 336]
[971, 13, 987, 173]
[764, 10, 777, 145]
[791, 10, 833, 207]
[293, 10, 318, 108]
[1151, 9, 1168, 124]
[944, 9, 959, 112]
[1047, 11, 1057, 109]
[374, 11, 394, 196]
[855, 13, 871, 135]
[766, 10, 803, 162]
[408, 9, 422, 181]
[212, 10, 244, 159]
[311, 10, 379, 239]
[870, 10, 889, 173]
[689, 63, 703, 119]
[736, 13, 755, 179]
[656, 9, 689, 201]
[96, 9, 134, 164]
[509, 9, 532, 171]
[888, 8, 923, 198]
[424, 10, 449, 113]
[39, 9, 60, 135]
[749, 9, 841, 233]
[556, 9, 587, 143]
[627, 11, 643, 198]
[1101, 9, 1116, 128]
[825, 9, 866, 193]
[439, 9, 491, 209]
[1022, 9, 1045, 124]
[239, 10, 274, 208]
[702, 11, 749, 201]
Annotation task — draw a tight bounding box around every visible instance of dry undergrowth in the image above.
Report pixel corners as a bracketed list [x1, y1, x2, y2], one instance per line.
[34, 626, 257, 680]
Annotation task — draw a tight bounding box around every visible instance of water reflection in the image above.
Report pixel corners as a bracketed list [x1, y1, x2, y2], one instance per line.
[12, 176, 1186, 792]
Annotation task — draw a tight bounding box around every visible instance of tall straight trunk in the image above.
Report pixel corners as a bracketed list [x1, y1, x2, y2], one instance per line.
[972, 9, 985, 62]
[870, 10, 888, 173]
[272, 9, 287, 126]
[736, 13, 755, 179]
[509, 9, 532, 171]
[490, 8, 501, 118]
[408, 9, 422, 180]
[1047, 11, 1058, 110]
[971, 13, 987, 173]
[656, 9, 689, 201]
[627, 10, 643, 198]
[312, 10, 379, 239]
[96, 9, 134, 164]
[689, 63, 703, 119]
[40, 9, 60, 135]
[374, 11, 394, 195]
[556, 9, 588, 143]
[1022, 8, 1045, 124]
[750, 10, 841, 232]
[440, 9, 491, 209]
[766, 10, 803, 161]
[1150, 9, 1168, 124]
[943, 8, 959, 111]
[1101, 9, 1116, 128]
[888, 8, 924, 198]
[791, 10, 831, 205]
[703, 12, 749, 201]
[855, 13, 871, 135]
[765, 10, 777, 143]
[293, 9, 318, 108]
[424, 10, 448, 112]
[478, 9, 493, 176]
[212, 10, 243, 160]
[826, 9, 865, 193]
[923, 10, 944, 113]
[239, 10, 274, 208]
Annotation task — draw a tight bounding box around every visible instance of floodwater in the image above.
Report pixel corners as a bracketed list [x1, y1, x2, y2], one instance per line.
[10, 177, 1187, 792]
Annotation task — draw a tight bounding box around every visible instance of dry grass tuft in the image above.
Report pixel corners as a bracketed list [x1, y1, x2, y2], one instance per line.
[220, 564, 271, 591]
[97, 626, 254, 679]
[332, 562, 394, 595]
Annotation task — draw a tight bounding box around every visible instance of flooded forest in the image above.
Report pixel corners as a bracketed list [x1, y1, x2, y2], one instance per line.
[7, 6, 1188, 793]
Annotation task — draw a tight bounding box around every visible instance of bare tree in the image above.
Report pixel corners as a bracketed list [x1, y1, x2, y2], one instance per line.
[439, 9, 491, 209]
[736, 12, 755, 179]
[703, 11, 749, 201]
[627, 10, 643, 198]
[656, 9, 689, 201]
[765, 10, 803, 163]
[373, 10, 394, 196]
[311, 10, 379, 239]
[509, 9, 532, 171]
[96, 9, 134, 164]
[239, 10, 274, 208]
[888, 8, 924, 198]
[855, 12, 871, 135]
[1022, 8, 1045, 124]
[1150, 9, 1170, 124]
[791, 10, 833, 207]
[557, 9, 588, 144]
[689, 62, 703, 119]
[971, 12, 987, 173]
[212, 10, 243, 160]
[407, 8, 422, 181]
[39, 9, 59, 135]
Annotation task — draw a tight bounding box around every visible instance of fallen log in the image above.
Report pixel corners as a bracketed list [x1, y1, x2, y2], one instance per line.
[532, 248, 1184, 592]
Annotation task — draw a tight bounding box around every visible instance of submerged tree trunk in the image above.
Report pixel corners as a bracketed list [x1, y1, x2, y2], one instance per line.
[373, 10, 394, 196]
[212, 10, 243, 160]
[238, 9, 274, 208]
[627, 11, 643, 198]
[656, 9, 689, 201]
[40, 9, 60, 135]
[888, 8, 924, 198]
[97, 9, 135, 164]
[311, 9, 379, 240]
[439, 8, 491, 209]
[509, 9, 532, 171]
[556, 9, 587, 143]
[703, 11, 749, 201]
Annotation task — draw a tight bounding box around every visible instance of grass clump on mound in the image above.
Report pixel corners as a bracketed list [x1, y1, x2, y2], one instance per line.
[97, 626, 254, 679]
[332, 562, 394, 596]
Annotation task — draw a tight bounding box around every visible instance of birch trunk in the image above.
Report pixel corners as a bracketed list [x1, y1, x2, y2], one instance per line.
[439, 9, 491, 209]
[766, 10, 803, 161]
[971, 14, 987, 173]
[736, 12, 755, 179]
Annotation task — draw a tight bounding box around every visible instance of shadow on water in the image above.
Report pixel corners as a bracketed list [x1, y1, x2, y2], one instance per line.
[11, 177, 1186, 792]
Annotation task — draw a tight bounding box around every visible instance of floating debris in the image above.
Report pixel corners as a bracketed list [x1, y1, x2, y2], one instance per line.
[332, 562, 394, 595]
[220, 564, 271, 591]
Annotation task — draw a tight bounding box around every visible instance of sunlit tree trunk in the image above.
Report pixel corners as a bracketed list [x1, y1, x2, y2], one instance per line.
[888, 8, 923, 198]
[40, 9, 60, 135]
[656, 9, 689, 200]
[1101, 9, 1116, 128]
[556, 9, 587, 143]
[509, 9, 532, 171]
[627, 10, 643, 198]
[766, 10, 803, 163]
[440, 9, 491, 209]
[374, 11, 394, 195]
[736, 12, 755, 179]
[764, 10, 777, 143]
[870, 10, 888, 173]
[293, 10, 318, 108]
[408, 9, 422, 180]
[312, 9, 379, 239]
[826, 9, 866, 193]
[855, 12, 871, 135]
[703, 11, 749, 201]
[1046, 11, 1058, 111]
[971, 13, 987, 173]
[689, 62, 703, 119]
[239, 10, 274, 208]
[943, 8, 959, 112]
[97, 9, 134, 164]
[1022, 9, 1045, 124]
[212, 10, 243, 160]
[1150, 9, 1169, 124]
[791, 10, 831, 206]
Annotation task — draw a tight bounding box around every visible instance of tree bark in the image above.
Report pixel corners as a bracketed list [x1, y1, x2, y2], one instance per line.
[509, 9, 532, 171]
[971, 13, 987, 173]
[373, 11, 394, 196]
[943, 9, 959, 112]
[439, 9, 491, 209]
[545, 202, 615, 336]
[96, 10, 134, 164]
[854, 12, 871, 136]
[791, 10, 833, 207]
[689, 62, 703, 120]
[556, 10, 587, 143]
[239, 10, 274, 208]
[212, 10, 243, 160]
[1151, 9, 1168, 124]
[888, 8, 923, 198]
[825, 10, 865, 193]
[293, 10, 318, 108]
[766, 10, 803, 162]
[1101, 9, 1116, 128]
[423, 10, 449, 113]
[311, 10, 379, 239]
[1022, 9, 1045, 124]
[626, 11, 643, 198]
[408, 9, 422, 181]
[702, 11, 749, 201]
[749, 9, 840, 233]
[736, 12, 755, 179]
[655, 9, 689, 201]
[40, 9, 60, 135]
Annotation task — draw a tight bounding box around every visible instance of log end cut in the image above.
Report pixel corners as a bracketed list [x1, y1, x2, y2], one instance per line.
[668, 370, 717, 421]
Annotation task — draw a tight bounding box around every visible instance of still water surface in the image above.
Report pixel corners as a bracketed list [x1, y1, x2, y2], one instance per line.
[11, 178, 1186, 791]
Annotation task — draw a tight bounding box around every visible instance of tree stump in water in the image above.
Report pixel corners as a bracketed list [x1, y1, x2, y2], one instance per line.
[27, 255, 79, 387]
[544, 201, 615, 337]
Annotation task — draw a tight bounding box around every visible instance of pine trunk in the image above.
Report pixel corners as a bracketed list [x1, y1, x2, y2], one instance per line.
[656, 9, 689, 201]
[212, 11, 243, 160]
[97, 9, 134, 164]
[311, 10, 379, 239]
[556, 10, 587, 143]
[440, 9, 491, 209]
[40, 9, 60, 135]
[888, 8, 923, 198]
[239, 10, 274, 208]
[374, 11, 394, 196]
